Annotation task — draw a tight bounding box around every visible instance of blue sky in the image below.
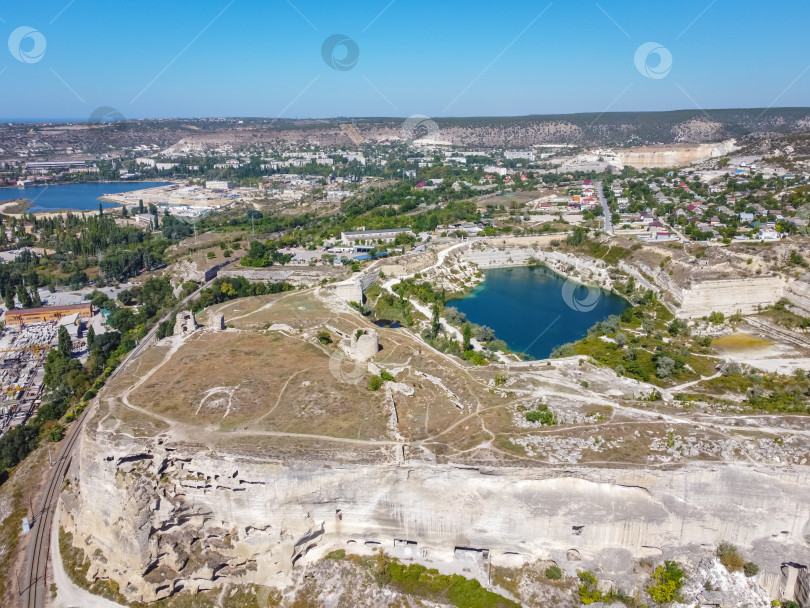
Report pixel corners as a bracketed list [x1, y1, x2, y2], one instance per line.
[1, 0, 808, 120]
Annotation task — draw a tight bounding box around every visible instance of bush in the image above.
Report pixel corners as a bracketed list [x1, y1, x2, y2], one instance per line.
[545, 565, 562, 580]
[525, 405, 555, 425]
[380, 370, 395, 382]
[656, 356, 675, 378]
[717, 542, 745, 572]
[647, 560, 684, 603]
[708, 311, 725, 324]
[743, 561, 759, 577]
[317, 330, 332, 345]
[368, 375, 383, 391]
[578, 571, 601, 604]
[551, 343, 576, 358]
[48, 424, 65, 442]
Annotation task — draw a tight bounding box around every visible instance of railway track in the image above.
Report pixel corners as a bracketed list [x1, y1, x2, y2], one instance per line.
[19, 269, 227, 608]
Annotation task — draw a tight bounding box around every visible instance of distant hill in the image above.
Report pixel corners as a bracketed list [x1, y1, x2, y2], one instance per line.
[1, 108, 809, 156]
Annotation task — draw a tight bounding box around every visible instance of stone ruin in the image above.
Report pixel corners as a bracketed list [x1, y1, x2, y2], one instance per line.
[173, 311, 199, 336]
[208, 312, 225, 331]
[345, 328, 379, 362]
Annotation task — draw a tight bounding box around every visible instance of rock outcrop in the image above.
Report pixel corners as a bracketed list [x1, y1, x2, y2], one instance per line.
[60, 426, 810, 604]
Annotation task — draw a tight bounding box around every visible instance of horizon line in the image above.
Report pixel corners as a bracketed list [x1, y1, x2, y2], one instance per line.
[2, 106, 810, 125]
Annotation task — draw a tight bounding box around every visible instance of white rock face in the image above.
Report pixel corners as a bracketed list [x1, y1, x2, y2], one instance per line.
[60, 425, 810, 604]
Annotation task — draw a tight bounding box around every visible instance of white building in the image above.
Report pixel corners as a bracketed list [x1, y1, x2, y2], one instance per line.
[757, 228, 780, 241]
[341, 227, 414, 246]
[206, 181, 232, 191]
[484, 165, 509, 176]
[504, 150, 536, 161]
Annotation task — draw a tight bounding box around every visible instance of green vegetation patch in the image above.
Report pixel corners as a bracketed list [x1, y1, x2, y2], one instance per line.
[386, 560, 518, 608]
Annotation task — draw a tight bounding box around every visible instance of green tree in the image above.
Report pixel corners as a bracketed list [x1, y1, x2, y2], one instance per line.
[86, 326, 96, 350]
[431, 302, 441, 338]
[58, 326, 72, 358]
[16, 284, 31, 308]
[462, 322, 473, 351]
[4, 290, 14, 311]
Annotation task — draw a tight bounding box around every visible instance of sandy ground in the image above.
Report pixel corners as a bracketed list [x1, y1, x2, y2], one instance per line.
[49, 503, 125, 608]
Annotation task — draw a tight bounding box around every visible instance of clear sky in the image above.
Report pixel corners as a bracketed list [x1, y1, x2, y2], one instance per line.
[1, 0, 808, 120]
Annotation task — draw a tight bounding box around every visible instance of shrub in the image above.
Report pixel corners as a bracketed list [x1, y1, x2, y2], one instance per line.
[551, 343, 576, 358]
[743, 561, 759, 577]
[656, 356, 675, 379]
[525, 404, 555, 425]
[545, 565, 562, 580]
[708, 311, 725, 324]
[380, 370, 395, 382]
[317, 330, 332, 345]
[48, 425, 65, 443]
[717, 542, 745, 572]
[325, 549, 346, 560]
[368, 375, 383, 391]
[647, 560, 684, 603]
[578, 571, 601, 604]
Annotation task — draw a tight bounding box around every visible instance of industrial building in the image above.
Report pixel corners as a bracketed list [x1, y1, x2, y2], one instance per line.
[340, 227, 414, 246]
[5, 302, 93, 326]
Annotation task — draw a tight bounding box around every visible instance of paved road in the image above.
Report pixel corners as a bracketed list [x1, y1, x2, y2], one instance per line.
[19, 270, 226, 608]
[597, 180, 613, 234]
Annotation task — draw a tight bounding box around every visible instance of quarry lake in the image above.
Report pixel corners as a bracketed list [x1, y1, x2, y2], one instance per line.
[0, 182, 171, 213]
[447, 265, 629, 359]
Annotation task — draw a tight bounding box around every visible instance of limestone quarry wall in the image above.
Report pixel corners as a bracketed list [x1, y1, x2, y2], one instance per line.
[677, 277, 786, 318]
[786, 279, 810, 316]
[616, 140, 737, 169]
[462, 247, 615, 291]
[61, 428, 810, 603]
[218, 265, 344, 286]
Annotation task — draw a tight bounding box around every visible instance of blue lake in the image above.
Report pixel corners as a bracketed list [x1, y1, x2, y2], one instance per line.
[447, 265, 628, 359]
[0, 182, 171, 212]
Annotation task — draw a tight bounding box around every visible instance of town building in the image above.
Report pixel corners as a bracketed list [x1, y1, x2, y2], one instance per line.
[341, 227, 414, 246]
